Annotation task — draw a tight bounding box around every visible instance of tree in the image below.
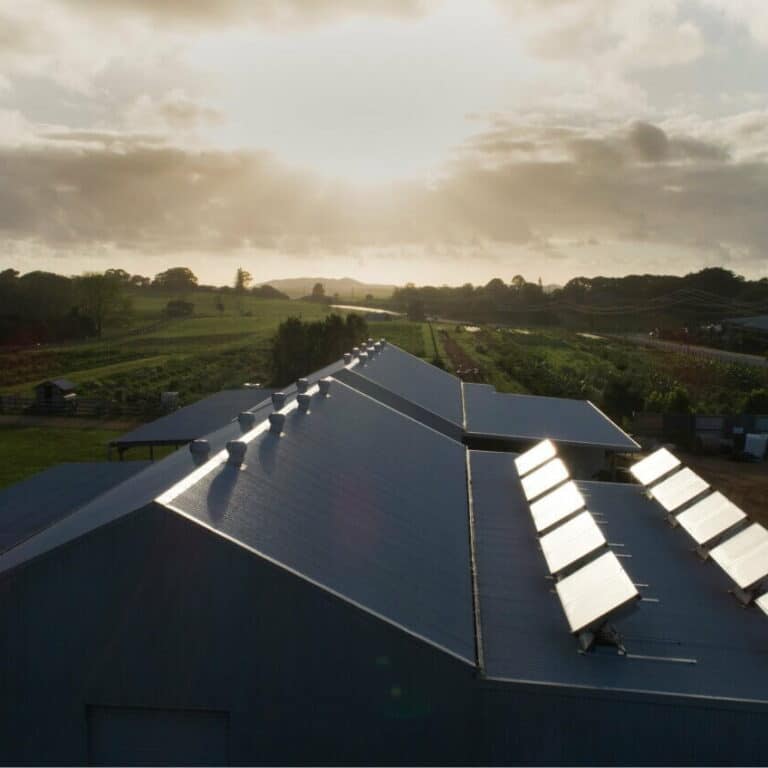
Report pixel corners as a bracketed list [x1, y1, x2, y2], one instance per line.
[234, 267, 253, 293]
[130, 274, 151, 288]
[153, 267, 198, 294]
[105, 268, 131, 283]
[312, 282, 325, 299]
[744, 389, 768, 414]
[511, 275, 526, 292]
[75, 273, 128, 337]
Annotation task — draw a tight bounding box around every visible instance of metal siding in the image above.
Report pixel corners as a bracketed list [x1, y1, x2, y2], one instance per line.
[470, 450, 768, 701]
[171, 380, 476, 663]
[464, 383, 640, 451]
[347, 345, 463, 425]
[0, 503, 478, 765]
[0, 462, 150, 554]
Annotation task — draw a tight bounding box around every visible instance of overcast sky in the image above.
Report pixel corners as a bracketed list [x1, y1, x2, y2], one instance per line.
[1, 0, 767, 286]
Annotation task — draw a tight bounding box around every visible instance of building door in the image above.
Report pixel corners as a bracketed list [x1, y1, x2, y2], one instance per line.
[87, 705, 229, 766]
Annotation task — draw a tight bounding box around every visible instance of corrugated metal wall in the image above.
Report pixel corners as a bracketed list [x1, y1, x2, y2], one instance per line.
[1, 501, 767, 765]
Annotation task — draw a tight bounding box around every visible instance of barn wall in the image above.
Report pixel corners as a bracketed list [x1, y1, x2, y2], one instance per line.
[0, 503, 478, 765]
[480, 682, 768, 766]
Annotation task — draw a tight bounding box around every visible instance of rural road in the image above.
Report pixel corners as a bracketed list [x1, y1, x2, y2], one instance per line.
[617, 334, 768, 368]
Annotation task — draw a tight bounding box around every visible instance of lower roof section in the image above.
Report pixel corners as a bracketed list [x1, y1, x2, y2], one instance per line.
[470, 450, 768, 703]
[0, 461, 150, 554]
[167, 378, 476, 664]
[111, 389, 275, 449]
[464, 383, 640, 452]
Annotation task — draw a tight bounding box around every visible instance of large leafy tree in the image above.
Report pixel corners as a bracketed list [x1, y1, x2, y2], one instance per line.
[153, 267, 198, 294]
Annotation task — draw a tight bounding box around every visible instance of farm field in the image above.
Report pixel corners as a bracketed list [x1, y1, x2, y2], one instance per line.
[0, 425, 124, 488]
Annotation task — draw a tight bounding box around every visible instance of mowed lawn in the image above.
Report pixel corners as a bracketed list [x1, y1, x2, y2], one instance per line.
[0, 425, 124, 489]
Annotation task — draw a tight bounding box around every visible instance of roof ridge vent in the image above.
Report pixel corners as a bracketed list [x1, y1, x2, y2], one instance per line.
[189, 439, 210, 465]
[297, 393, 311, 412]
[318, 377, 332, 396]
[269, 412, 286, 435]
[271, 392, 286, 409]
[226, 440, 247, 465]
[238, 411, 256, 431]
[296, 378, 309, 393]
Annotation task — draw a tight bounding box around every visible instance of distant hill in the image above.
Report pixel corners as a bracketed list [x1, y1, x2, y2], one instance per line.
[260, 277, 396, 300]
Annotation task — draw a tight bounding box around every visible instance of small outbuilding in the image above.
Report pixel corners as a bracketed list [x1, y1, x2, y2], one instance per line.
[33, 378, 78, 412]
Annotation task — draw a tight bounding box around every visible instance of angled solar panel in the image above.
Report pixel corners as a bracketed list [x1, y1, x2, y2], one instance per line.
[630, 447, 681, 486]
[539, 511, 606, 576]
[514, 439, 556, 477]
[649, 467, 709, 513]
[520, 458, 569, 502]
[710, 523, 768, 591]
[675, 491, 746, 548]
[755, 592, 768, 617]
[529, 480, 585, 534]
[554, 551, 640, 634]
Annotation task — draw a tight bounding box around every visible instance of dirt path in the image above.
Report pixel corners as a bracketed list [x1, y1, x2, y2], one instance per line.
[439, 331, 485, 382]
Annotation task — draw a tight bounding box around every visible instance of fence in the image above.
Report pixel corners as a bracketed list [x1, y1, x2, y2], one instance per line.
[0, 395, 154, 420]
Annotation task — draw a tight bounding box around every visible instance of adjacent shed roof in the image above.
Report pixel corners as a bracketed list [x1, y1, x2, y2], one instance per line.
[725, 315, 768, 333]
[464, 383, 639, 451]
[0, 461, 150, 554]
[112, 388, 275, 448]
[470, 450, 768, 702]
[342, 344, 463, 426]
[166, 377, 476, 664]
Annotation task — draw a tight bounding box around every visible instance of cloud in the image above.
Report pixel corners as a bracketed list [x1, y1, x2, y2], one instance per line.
[0, 117, 765, 273]
[60, 0, 430, 26]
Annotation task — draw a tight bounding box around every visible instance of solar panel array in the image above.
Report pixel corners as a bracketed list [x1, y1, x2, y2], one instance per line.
[630, 447, 768, 607]
[515, 440, 640, 644]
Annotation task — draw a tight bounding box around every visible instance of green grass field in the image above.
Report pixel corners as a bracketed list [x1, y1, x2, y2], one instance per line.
[0, 425, 124, 488]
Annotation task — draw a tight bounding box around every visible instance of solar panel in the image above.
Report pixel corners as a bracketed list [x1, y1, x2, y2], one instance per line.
[649, 467, 709, 513]
[529, 480, 585, 534]
[520, 458, 569, 502]
[539, 511, 606, 576]
[756, 593, 768, 617]
[675, 491, 746, 547]
[514, 439, 556, 477]
[554, 551, 640, 634]
[710, 523, 768, 591]
[630, 447, 681, 486]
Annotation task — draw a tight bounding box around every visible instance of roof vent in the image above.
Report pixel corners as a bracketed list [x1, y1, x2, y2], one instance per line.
[359, 351, 369, 362]
[373, 342, 382, 352]
[226, 440, 247, 465]
[271, 391, 286, 409]
[367, 337, 374, 344]
[297, 393, 311, 412]
[318, 377, 332, 396]
[352, 346, 360, 356]
[367, 345, 376, 356]
[343, 352, 352, 364]
[269, 412, 285, 435]
[189, 439, 210, 464]
[296, 378, 309, 393]
[380, 337, 387, 345]
[238, 411, 256, 431]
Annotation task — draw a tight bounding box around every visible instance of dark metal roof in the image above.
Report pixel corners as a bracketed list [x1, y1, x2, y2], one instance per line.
[0, 462, 150, 554]
[112, 389, 275, 447]
[167, 378, 476, 663]
[725, 315, 768, 332]
[0, 358, 348, 574]
[345, 344, 463, 426]
[470, 449, 768, 702]
[464, 383, 640, 451]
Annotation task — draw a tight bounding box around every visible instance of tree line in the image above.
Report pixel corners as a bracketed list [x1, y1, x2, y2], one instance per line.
[390, 268, 768, 333]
